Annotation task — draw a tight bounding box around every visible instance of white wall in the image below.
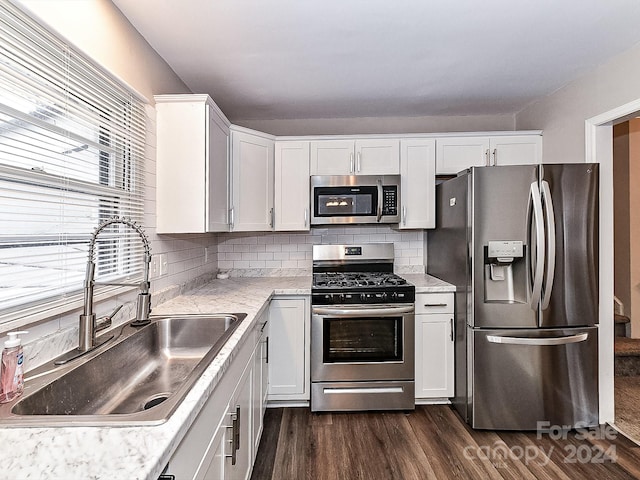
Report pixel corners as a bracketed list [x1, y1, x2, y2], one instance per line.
[19, 0, 189, 102]
[237, 114, 515, 137]
[516, 41, 640, 162]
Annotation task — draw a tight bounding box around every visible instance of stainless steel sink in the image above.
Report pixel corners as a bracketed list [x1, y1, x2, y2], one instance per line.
[0, 314, 245, 426]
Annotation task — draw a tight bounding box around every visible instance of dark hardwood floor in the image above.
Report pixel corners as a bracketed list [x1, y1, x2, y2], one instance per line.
[251, 406, 640, 480]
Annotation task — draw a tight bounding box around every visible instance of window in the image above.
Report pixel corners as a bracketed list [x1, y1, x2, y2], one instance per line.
[0, 2, 147, 320]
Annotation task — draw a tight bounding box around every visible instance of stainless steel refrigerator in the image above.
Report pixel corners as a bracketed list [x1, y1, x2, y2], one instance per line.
[428, 164, 599, 430]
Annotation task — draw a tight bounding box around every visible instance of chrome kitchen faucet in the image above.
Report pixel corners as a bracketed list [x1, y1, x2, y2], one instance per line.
[56, 217, 152, 365]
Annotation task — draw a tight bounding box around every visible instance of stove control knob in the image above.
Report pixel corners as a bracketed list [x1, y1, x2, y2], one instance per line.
[360, 292, 367, 301]
[391, 292, 398, 300]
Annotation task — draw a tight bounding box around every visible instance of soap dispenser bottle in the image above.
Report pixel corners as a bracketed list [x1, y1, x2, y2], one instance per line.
[0, 331, 27, 403]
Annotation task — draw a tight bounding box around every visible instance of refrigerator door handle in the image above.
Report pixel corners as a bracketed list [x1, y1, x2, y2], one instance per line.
[487, 333, 589, 346]
[540, 180, 556, 310]
[529, 182, 545, 310]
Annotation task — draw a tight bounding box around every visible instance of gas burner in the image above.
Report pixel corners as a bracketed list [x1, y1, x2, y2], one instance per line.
[313, 272, 408, 289]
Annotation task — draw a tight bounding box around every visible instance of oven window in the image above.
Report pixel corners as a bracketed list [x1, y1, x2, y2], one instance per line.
[322, 317, 403, 362]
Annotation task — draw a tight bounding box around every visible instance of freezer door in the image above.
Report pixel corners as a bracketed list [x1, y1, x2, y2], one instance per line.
[539, 164, 599, 328]
[470, 326, 598, 430]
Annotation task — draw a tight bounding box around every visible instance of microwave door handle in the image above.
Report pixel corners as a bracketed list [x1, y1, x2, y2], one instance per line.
[376, 179, 383, 222]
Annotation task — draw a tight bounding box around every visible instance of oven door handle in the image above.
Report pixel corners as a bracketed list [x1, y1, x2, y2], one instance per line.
[312, 305, 414, 317]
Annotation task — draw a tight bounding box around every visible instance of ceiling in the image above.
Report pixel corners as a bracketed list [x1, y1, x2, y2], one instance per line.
[112, 0, 640, 122]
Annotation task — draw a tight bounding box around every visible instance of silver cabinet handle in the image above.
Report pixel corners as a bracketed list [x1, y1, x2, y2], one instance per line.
[350, 152, 354, 173]
[225, 405, 240, 465]
[423, 303, 448, 307]
[402, 205, 407, 225]
[540, 180, 556, 310]
[356, 151, 361, 172]
[450, 318, 454, 341]
[487, 333, 588, 346]
[485, 148, 490, 166]
[492, 148, 497, 165]
[269, 207, 274, 228]
[304, 207, 308, 227]
[528, 181, 545, 311]
[229, 207, 234, 228]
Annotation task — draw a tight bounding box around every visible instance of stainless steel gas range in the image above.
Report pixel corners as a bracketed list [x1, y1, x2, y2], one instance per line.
[310, 243, 416, 412]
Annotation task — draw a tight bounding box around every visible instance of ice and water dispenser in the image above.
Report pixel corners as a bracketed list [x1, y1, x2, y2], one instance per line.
[484, 241, 526, 303]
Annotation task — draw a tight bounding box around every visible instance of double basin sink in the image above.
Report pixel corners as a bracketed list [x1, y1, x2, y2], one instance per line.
[0, 313, 245, 426]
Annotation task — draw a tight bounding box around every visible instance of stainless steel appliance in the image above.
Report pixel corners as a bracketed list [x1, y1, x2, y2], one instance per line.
[310, 175, 400, 225]
[311, 243, 415, 412]
[428, 164, 599, 430]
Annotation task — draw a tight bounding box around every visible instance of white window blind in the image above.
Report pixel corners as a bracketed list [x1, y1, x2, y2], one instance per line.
[0, 2, 147, 319]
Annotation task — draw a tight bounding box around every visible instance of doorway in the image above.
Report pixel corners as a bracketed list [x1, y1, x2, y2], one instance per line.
[586, 100, 640, 439]
[612, 119, 640, 441]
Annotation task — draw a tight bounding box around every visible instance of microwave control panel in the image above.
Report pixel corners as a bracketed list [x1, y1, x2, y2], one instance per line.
[382, 186, 398, 215]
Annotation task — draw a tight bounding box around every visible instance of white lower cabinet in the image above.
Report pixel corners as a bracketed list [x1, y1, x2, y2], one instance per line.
[166, 310, 268, 480]
[252, 316, 269, 455]
[415, 292, 455, 399]
[268, 296, 310, 401]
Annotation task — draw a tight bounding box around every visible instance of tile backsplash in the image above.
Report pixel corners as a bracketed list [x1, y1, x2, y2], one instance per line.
[217, 225, 426, 275]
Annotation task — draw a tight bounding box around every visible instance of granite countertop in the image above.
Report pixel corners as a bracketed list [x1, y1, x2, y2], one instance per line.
[0, 273, 451, 480]
[401, 273, 456, 293]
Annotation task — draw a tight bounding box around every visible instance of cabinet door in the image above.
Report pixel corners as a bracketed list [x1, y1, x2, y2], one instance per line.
[156, 101, 208, 233]
[252, 317, 269, 458]
[489, 135, 542, 166]
[274, 141, 310, 231]
[227, 362, 253, 480]
[268, 297, 309, 399]
[399, 138, 435, 229]
[194, 424, 228, 480]
[207, 105, 230, 232]
[415, 313, 454, 398]
[310, 140, 355, 175]
[231, 130, 274, 231]
[435, 137, 490, 175]
[355, 139, 400, 175]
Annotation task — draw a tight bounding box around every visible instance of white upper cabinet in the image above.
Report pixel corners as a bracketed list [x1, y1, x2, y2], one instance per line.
[489, 135, 543, 166]
[399, 138, 435, 229]
[155, 95, 230, 233]
[230, 127, 275, 232]
[435, 136, 490, 175]
[436, 133, 542, 175]
[274, 141, 310, 231]
[310, 138, 400, 175]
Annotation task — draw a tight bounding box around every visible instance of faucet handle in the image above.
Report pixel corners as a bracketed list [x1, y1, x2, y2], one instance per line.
[106, 304, 123, 321]
[96, 304, 123, 332]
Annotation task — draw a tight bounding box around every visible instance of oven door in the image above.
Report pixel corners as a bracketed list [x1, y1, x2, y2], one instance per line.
[311, 304, 415, 382]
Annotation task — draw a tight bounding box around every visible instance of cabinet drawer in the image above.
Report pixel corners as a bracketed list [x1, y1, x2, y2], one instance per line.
[415, 293, 454, 314]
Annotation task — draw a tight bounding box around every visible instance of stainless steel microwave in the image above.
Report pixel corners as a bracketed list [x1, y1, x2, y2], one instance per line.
[310, 175, 401, 225]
